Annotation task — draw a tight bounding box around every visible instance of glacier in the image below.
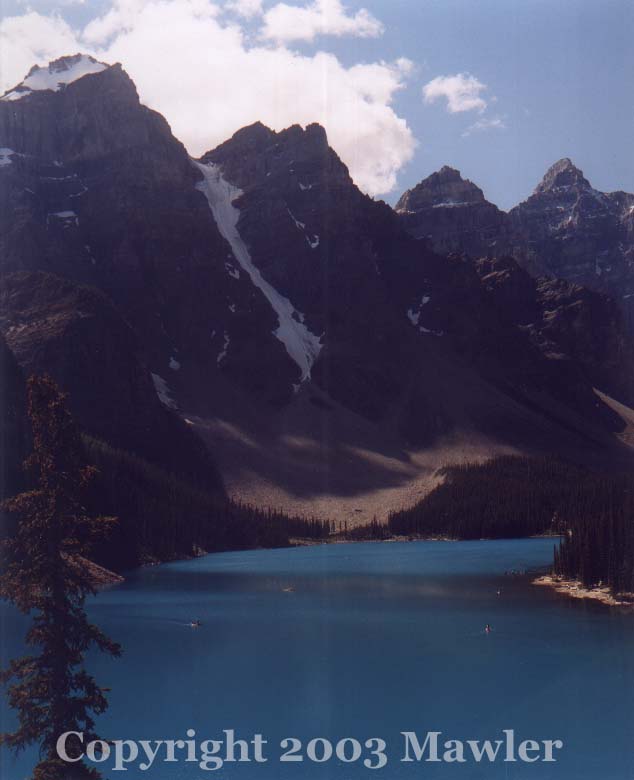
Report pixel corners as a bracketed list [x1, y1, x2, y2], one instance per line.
[194, 160, 322, 382]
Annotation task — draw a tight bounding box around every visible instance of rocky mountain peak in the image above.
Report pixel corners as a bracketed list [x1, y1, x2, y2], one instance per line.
[1, 54, 109, 102]
[396, 166, 485, 213]
[202, 120, 350, 194]
[0, 55, 191, 172]
[535, 157, 591, 194]
[437, 165, 466, 182]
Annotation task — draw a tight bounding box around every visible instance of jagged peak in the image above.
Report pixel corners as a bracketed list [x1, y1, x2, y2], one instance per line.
[437, 165, 464, 181]
[203, 121, 332, 168]
[535, 157, 591, 194]
[223, 121, 329, 146]
[396, 165, 486, 212]
[1, 54, 110, 103]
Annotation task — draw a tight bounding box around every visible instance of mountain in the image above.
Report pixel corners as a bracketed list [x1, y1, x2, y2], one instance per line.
[473, 255, 634, 407]
[509, 158, 634, 330]
[396, 165, 510, 256]
[0, 271, 220, 485]
[397, 159, 634, 332]
[2, 55, 634, 525]
[0, 54, 272, 482]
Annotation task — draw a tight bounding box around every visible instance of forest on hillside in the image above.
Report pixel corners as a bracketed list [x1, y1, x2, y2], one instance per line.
[82, 436, 331, 571]
[1, 423, 331, 574]
[387, 456, 634, 595]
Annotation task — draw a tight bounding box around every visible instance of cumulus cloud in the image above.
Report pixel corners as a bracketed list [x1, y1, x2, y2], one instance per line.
[0, 0, 413, 195]
[225, 0, 263, 18]
[462, 115, 506, 137]
[0, 12, 81, 90]
[423, 72, 488, 113]
[262, 0, 383, 43]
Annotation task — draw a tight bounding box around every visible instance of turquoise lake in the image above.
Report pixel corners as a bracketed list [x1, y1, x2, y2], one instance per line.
[2, 538, 634, 779]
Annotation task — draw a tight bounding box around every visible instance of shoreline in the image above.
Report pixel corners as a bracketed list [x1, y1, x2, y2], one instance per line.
[106, 534, 561, 586]
[289, 533, 456, 546]
[533, 574, 634, 609]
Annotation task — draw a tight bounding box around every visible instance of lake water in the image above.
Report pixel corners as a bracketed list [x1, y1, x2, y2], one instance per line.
[2, 539, 634, 779]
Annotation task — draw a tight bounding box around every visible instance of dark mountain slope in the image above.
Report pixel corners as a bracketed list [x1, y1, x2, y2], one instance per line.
[0, 271, 220, 487]
[1, 56, 633, 526]
[397, 159, 634, 332]
[509, 158, 634, 329]
[204, 124, 572, 432]
[396, 165, 510, 256]
[0, 55, 290, 409]
[475, 255, 634, 406]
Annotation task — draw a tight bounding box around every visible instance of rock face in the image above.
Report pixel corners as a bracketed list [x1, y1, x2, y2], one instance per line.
[396, 166, 510, 257]
[0, 271, 221, 487]
[474, 256, 634, 407]
[397, 159, 634, 332]
[199, 123, 632, 450]
[0, 58, 327, 413]
[201, 121, 428, 421]
[0, 58, 241, 486]
[508, 159, 634, 330]
[1, 55, 633, 523]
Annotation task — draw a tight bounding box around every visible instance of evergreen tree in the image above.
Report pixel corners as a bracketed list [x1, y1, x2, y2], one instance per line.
[0, 376, 121, 780]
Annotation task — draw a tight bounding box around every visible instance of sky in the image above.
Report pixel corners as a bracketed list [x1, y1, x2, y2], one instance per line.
[1, 0, 632, 209]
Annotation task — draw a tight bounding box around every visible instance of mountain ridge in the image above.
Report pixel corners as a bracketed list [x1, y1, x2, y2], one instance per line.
[2, 55, 634, 526]
[397, 159, 634, 333]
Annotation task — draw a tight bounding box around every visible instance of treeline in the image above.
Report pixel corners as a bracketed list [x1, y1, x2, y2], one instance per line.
[388, 455, 634, 595]
[388, 456, 579, 539]
[554, 473, 634, 594]
[335, 518, 392, 541]
[82, 436, 330, 571]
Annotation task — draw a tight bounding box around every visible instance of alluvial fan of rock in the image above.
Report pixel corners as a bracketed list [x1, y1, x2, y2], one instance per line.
[1, 55, 634, 523]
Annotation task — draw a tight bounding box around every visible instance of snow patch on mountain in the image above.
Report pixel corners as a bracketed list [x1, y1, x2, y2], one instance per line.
[225, 262, 240, 279]
[407, 308, 420, 326]
[47, 211, 78, 228]
[2, 55, 107, 102]
[287, 205, 320, 250]
[287, 207, 305, 230]
[194, 160, 322, 381]
[217, 332, 230, 365]
[151, 373, 177, 409]
[407, 294, 431, 327]
[0, 148, 17, 166]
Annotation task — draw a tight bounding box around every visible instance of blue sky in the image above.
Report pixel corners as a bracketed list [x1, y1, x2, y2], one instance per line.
[2, 0, 632, 208]
[321, 0, 634, 207]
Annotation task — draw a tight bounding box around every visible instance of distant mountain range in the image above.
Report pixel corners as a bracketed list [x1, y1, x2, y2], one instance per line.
[2, 54, 633, 523]
[397, 159, 634, 331]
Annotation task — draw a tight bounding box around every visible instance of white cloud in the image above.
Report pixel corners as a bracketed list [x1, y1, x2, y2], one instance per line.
[16, 0, 86, 7]
[423, 72, 488, 114]
[0, 12, 81, 91]
[462, 115, 506, 137]
[225, 0, 263, 17]
[262, 0, 383, 43]
[0, 1, 414, 196]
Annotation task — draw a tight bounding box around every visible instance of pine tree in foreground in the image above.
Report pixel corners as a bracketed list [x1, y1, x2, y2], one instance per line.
[0, 376, 121, 780]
